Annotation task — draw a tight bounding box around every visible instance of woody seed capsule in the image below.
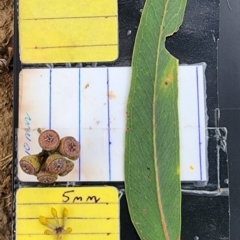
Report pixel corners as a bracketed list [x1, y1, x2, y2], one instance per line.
[38, 129, 60, 151]
[19, 155, 41, 175]
[59, 160, 74, 176]
[46, 153, 67, 175]
[37, 169, 58, 184]
[58, 136, 80, 160]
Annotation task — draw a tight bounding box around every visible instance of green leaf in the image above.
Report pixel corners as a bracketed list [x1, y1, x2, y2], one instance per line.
[125, 1, 187, 240]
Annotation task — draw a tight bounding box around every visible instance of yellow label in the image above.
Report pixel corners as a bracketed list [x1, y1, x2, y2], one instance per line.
[19, 0, 118, 63]
[16, 187, 119, 240]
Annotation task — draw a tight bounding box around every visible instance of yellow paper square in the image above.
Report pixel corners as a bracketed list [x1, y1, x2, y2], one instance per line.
[19, 0, 119, 63]
[16, 187, 119, 240]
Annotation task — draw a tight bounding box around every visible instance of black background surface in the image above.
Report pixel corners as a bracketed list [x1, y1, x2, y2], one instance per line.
[218, 0, 240, 240]
[13, 0, 231, 239]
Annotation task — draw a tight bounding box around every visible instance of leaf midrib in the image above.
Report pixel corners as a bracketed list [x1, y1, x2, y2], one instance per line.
[153, 0, 170, 239]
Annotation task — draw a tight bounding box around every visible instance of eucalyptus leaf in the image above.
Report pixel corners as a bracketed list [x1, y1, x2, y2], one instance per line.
[125, 1, 187, 240]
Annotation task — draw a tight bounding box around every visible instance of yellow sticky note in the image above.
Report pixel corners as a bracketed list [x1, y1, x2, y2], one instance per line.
[16, 187, 119, 240]
[19, 0, 118, 63]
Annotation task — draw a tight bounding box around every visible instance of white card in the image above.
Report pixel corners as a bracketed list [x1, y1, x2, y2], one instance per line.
[18, 65, 207, 182]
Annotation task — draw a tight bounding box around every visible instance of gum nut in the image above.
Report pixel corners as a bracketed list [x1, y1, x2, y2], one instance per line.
[19, 155, 41, 175]
[59, 136, 80, 160]
[38, 129, 60, 151]
[59, 160, 74, 176]
[46, 153, 67, 174]
[37, 170, 58, 184]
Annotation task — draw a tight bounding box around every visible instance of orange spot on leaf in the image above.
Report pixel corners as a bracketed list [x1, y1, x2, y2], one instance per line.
[163, 73, 174, 87]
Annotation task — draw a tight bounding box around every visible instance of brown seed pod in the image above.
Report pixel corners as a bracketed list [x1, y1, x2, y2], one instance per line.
[38, 129, 60, 151]
[19, 155, 41, 175]
[58, 136, 80, 160]
[59, 160, 74, 177]
[46, 153, 67, 174]
[37, 169, 58, 184]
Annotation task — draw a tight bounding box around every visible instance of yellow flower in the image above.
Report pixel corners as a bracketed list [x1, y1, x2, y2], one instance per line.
[39, 208, 72, 239]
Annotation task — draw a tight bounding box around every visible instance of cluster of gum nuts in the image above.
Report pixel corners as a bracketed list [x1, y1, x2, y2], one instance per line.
[19, 128, 80, 184]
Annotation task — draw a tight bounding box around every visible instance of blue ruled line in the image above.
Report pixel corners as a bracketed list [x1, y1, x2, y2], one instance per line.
[49, 69, 52, 129]
[78, 68, 81, 181]
[107, 68, 111, 181]
[196, 66, 203, 180]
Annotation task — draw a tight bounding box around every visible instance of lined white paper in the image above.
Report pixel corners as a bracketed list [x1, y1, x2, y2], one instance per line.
[18, 65, 207, 182]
